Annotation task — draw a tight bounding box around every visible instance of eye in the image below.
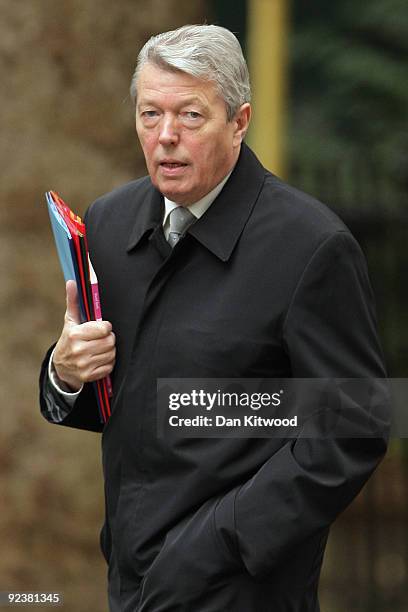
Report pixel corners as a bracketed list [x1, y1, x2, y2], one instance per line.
[139, 109, 161, 128]
[186, 111, 201, 119]
[180, 110, 204, 127]
[142, 110, 159, 118]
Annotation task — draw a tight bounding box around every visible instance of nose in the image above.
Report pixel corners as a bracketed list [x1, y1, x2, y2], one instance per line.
[158, 114, 179, 146]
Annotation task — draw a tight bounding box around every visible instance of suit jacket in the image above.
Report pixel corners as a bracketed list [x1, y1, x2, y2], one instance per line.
[40, 143, 388, 612]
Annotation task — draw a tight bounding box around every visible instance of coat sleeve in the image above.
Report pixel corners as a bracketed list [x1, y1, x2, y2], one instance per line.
[214, 230, 389, 578]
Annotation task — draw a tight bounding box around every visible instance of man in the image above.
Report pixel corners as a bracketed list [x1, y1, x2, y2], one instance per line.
[40, 24, 388, 611]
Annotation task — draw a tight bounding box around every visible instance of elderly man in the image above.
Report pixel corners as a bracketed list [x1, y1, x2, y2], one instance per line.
[40, 24, 387, 612]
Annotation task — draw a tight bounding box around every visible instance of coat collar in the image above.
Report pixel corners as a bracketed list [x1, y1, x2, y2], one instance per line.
[126, 186, 164, 252]
[126, 143, 266, 261]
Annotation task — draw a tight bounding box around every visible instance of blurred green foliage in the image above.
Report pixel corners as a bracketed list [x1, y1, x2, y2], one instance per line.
[290, 0, 407, 189]
[288, 0, 408, 379]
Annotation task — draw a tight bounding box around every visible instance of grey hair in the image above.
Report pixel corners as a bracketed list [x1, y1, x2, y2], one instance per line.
[130, 24, 251, 121]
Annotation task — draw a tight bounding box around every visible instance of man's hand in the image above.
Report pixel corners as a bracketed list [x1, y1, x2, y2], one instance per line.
[53, 280, 116, 391]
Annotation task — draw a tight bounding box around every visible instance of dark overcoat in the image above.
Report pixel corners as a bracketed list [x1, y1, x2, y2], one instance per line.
[40, 144, 388, 611]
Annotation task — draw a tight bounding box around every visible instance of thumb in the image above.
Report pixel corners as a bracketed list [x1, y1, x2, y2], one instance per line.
[65, 280, 81, 325]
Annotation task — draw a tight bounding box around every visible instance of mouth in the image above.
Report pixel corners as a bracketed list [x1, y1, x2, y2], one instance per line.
[159, 161, 188, 169]
[158, 160, 189, 178]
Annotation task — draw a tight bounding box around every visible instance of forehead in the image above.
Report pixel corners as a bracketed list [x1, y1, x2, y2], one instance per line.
[136, 62, 221, 106]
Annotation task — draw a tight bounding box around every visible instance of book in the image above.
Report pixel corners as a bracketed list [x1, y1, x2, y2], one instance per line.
[46, 190, 112, 423]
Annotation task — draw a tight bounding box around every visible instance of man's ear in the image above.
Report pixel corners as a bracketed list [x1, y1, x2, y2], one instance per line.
[232, 103, 251, 146]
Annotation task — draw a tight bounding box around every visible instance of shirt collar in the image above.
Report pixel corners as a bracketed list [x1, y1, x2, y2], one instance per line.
[162, 171, 232, 227]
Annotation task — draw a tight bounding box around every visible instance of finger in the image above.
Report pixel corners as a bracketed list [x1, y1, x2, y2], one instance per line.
[77, 348, 116, 372]
[65, 280, 81, 325]
[69, 320, 113, 341]
[85, 362, 115, 382]
[86, 334, 116, 357]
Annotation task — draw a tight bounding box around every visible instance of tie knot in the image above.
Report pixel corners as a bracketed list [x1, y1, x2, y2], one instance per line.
[168, 206, 196, 247]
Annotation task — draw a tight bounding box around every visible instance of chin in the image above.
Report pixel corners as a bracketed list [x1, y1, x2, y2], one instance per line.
[158, 185, 191, 205]
[165, 194, 190, 205]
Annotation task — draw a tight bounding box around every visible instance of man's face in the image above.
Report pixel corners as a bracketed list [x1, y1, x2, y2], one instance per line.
[135, 63, 250, 205]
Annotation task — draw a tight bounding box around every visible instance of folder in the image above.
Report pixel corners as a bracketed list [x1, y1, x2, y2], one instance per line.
[46, 190, 112, 423]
